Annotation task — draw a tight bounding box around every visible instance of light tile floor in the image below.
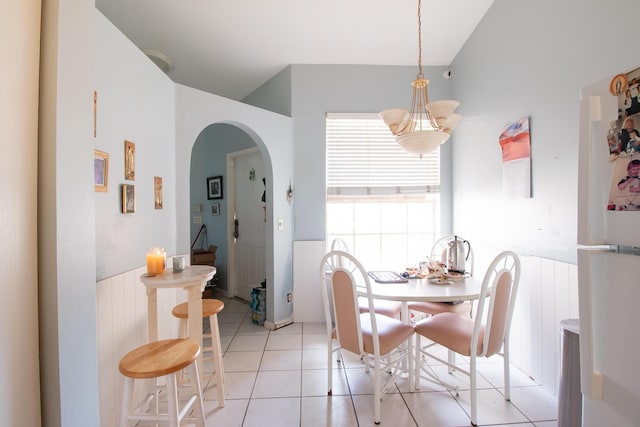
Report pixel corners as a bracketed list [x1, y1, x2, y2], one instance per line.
[195, 292, 558, 427]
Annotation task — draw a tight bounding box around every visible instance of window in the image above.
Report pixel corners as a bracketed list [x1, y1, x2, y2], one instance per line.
[326, 113, 441, 269]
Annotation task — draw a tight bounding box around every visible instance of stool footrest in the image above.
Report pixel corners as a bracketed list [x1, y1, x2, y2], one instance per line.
[125, 391, 199, 423]
[132, 393, 156, 415]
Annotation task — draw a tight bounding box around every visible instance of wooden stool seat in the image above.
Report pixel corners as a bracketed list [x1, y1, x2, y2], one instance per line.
[172, 299, 224, 319]
[171, 298, 226, 407]
[119, 338, 199, 379]
[119, 338, 205, 427]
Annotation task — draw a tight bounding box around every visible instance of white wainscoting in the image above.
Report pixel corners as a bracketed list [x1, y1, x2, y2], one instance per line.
[509, 255, 579, 395]
[292, 240, 328, 323]
[292, 241, 578, 396]
[96, 260, 183, 427]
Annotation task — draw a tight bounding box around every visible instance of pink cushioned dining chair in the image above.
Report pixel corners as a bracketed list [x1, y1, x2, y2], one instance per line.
[330, 238, 403, 319]
[320, 250, 414, 424]
[414, 250, 520, 426]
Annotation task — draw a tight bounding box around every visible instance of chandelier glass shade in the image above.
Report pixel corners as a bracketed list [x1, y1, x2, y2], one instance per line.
[380, 0, 461, 157]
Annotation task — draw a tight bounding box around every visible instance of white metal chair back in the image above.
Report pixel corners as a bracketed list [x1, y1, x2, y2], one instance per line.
[472, 250, 520, 357]
[330, 238, 350, 252]
[319, 250, 378, 357]
[330, 238, 352, 268]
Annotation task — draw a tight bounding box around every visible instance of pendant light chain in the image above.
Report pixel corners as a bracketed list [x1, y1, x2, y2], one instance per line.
[417, 0, 423, 77]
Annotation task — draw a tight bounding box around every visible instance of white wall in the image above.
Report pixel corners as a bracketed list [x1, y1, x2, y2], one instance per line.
[243, 66, 293, 117]
[450, 0, 640, 263]
[0, 2, 42, 426]
[94, 12, 176, 281]
[174, 86, 295, 324]
[39, 0, 100, 425]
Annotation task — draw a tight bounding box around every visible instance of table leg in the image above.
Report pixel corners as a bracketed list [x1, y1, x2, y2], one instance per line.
[146, 287, 158, 342]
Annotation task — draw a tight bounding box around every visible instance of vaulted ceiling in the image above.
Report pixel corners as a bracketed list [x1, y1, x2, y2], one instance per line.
[96, 0, 494, 101]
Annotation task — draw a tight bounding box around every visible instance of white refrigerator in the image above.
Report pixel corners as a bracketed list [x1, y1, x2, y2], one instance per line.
[577, 72, 640, 426]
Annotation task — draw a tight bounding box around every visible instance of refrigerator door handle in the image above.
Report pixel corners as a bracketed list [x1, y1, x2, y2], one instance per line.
[577, 250, 603, 400]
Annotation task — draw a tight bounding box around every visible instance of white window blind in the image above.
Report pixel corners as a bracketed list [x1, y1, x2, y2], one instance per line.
[326, 113, 440, 197]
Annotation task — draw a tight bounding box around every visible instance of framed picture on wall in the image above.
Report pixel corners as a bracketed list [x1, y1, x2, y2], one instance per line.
[94, 150, 109, 192]
[154, 176, 163, 209]
[210, 203, 220, 216]
[121, 184, 135, 213]
[124, 140, 135, 180]
[207, 175, 223, 200]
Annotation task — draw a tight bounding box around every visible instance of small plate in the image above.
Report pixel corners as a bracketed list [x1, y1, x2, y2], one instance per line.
[428, 276, 452, 284]
[443, 272, 468, 281]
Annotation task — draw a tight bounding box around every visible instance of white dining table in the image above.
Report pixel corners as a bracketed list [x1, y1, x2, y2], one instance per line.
[369, 274, 482, 304]
[369, 274, 482, 320]
[367, 273, 483, 391]
[140, 265, 216, 383]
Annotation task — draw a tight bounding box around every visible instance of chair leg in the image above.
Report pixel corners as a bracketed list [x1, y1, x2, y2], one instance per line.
[120, 377, 134, 427]
[208, 313, 225, 407]
[373, 354, 381, 425]
[327, 338, 333, 395]
[407, 334, 414, 393]
[503, 343, 511, 401]
[166, 373, 180, 427]
[188, 360, 206, 427]
[414, 334, 422, 390]
[362, 354, 371, 373]
[447, 349, 456, 373]
[470, 354, 477, 426]
[177, 318, 188, 384]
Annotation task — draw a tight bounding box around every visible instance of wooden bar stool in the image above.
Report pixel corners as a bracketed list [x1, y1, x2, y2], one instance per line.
[119, 338, 205, 427]
[172, 298, 225, 406]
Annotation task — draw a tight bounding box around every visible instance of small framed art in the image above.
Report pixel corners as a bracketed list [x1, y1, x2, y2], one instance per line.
[94, 150, 109, 192]
[154, 176, 163, 209]
[121, 184, 135, 213]
[210, 203, 220, 216]
[207, 175, 223, 200]
[124, 140, 135, 180]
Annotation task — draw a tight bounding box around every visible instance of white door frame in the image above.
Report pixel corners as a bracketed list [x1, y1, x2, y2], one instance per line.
[226, 147, 261, 299]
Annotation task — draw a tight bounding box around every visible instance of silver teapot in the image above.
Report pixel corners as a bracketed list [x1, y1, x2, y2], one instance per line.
[446, 235, 471, 274]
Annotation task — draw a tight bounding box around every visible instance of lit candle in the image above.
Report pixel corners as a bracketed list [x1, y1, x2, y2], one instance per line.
[146, 247, 166, 275]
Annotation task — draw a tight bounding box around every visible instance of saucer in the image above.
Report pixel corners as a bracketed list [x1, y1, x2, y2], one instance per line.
[443, 272, 469, 281]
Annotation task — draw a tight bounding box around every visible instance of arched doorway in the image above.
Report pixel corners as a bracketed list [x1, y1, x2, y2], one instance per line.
[189, 124, 266, 300]
[226, 147, 267, 302]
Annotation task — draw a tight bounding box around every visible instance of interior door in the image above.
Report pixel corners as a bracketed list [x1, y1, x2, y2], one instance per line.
[232, 150, 266, 302]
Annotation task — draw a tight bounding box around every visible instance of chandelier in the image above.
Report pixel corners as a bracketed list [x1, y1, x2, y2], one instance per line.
[379, 0, 461, 157]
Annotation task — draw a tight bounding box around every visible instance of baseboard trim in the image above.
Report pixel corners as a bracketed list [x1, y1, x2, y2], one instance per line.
[264, 316, 294, 331]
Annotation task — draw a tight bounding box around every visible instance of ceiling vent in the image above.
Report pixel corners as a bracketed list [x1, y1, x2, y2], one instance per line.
[143, 49, 174, 74]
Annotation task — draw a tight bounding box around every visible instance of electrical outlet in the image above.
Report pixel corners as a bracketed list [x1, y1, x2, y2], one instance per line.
[286, 292, 292, 303]
[194, 215, 201, 224]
